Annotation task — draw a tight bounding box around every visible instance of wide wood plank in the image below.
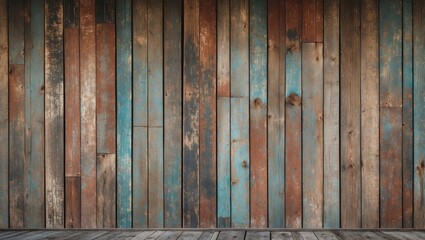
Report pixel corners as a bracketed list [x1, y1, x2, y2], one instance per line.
[96, 154, 116, 228]
[45, 0, 64, 227]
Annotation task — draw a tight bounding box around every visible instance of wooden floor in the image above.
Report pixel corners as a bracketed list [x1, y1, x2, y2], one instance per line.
[1, 230, 425, 240]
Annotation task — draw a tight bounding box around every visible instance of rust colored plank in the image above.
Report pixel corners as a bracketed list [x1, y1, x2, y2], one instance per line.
[80, 0, 97, 228]
[315, 0, 323, 42]
[65, 177, 81, 228]
[97, 154, 116, 228]
[199, 0, 217, 228]
[133, 127, 148, 227]
[302, 0, 322, 42]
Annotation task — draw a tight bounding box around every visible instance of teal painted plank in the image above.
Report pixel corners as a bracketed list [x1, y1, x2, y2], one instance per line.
[164, 0, 182, 228]
[25, 0, 45, 228]
[0, 0, 8, 229]
[402, 0, 413, 228]
[302, 43, 324, 228]
[149, 128, 164, 227]
[133, 127, 148, 227]
[413, 0, 425, 228]
[230, 0, 249, 228]
[116, 0, 132, 228]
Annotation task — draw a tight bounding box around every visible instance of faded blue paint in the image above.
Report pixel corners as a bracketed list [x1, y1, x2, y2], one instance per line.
[286, 37, 302, 97]
[117, 0, 132, 228]
[148, 127, 164, 227]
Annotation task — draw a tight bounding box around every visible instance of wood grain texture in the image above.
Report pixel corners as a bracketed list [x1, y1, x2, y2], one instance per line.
[379, 0, 402, 228]
[413, 0, 425, 228]
[148, 128, 164, 227]
[323, 0, 339, 229]
[164, 0, 182, 228]
[340, 0, 361, 228]
[217, 0, 231, 228]
[65, 0, 79, 28]
[97, 154, 116, 228]
[249, 0, 267, 228]
[0, 0, 8, 229]
[183, 0, 200, 228]
[360, 0, 379, 228]
[95, 0, 114, 24]
[133, 127, 148, 228]
[199, 0, 217, 228]
[302, 43, 323, 228]
[65, 177, 81, 228]
[80, 0, 97, 228]
[302, 0, 323, 42]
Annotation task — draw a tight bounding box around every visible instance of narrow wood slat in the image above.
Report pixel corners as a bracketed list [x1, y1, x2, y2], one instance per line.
[379, 0, 403, 228]
[96, 154, 116, 228]
[249, 0, 267, 228]
[199, 0, 217, 228]
[360, 0, 379, 228]
[285, 0, 302, 228]
[164, 0, 182, 228]
[80, 0, 97, 228]
[65, 177, 81, 228]
[64, 0, 79, 28]
[8, 0, 24, 65]
[246, 231, 270, 240]
[148, 128, 164, 227]
[340, 0, 361, 228]
[413, 0, 425, 228]
[116, 0, 132, 228]
[217, 231, 245, 240]
[302, 43, 323, 228]
[45, 0, 65, 227]
[183, 0, 200, 228]
[133, 127, 148, 228]
[0, 0, 8, 228]
[95, 0, 114, 24]
[302, 0, 323, 42]
[217, 0, 231, 228]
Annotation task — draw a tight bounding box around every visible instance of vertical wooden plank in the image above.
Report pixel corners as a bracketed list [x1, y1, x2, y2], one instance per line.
[80, 0, 96, 228]
[9, 0, 24, 65]
[302, 43, 323, 228]
[340, 0, 361, 228]
[302, 0, 322, 42]
[97, 154, 116, 228]
[360, 0, 379, 228]
[268, 0, 284, 228]
[116, 0, 132, 228]
[249, 0, 267, 228]
[199, 0, 217, 228]
[402, 0, 413, 228]
[9, 64, 25, 228]
[217, 0, 231, 228]
[183, 0, 200, 228]
[96, 24, 116, 154]
[323, 0, 339, 229]
[379, 0, 403, 228]
[230, 0, 249, 228]
[164, 0, 182, 228]
[0, 0, 8, 229]
[45, 0, 64, 228]
[65, 0, 80, 229]
[315, 0, 323, 42]
[285, 0, 302, 229]
[413, 0, 425, 228]
[132, 0, 148, 228]
[148, 0, 164, 228]
[95, 0, 114, 23]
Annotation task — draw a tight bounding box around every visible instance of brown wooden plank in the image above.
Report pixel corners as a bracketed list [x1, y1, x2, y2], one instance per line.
[340, 0, 361, 228]
[79, 0, 97, 228]
[302, 0, 322, 42]
[65, 177, 81, 228]
[360, 0, 379, 228]
[96, 154, 116, 228]
[199, 0, 217, 228]
[315, 0, 323, 42]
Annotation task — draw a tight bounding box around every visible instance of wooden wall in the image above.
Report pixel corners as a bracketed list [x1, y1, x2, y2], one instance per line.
[1, 0, 425, 229]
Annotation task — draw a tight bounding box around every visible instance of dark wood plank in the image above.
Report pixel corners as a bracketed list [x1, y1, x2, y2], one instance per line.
[65, 0, 79, 28]
[148, 127, 164, 227]
[340, 0, 361, 228]
[65, 177, 81, 228]
[164, 0, 182, 228]
[96, 154, 116, 228]
[95, 0, 114, 24]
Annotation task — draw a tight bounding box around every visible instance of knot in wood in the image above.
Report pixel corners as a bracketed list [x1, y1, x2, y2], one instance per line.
[286, 93, 301, 106]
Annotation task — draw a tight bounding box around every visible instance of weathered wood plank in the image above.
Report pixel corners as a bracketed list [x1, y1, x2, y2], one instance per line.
[340, 0, 361, 228]
[95, 0, 114, 24]
[64, 0, 79, 28]
[249, 0, 267, 228]
[302, 0, 323, 42]
[302, 43, 323, 228]
[413, 0, 425, 228]
[246, 231, 270, 240]
[96, 154, 116, 228]
[96, 23, 116, 154]
[217, 231, 245, 240]
[116, 0, 132, 228]
[380, 0, 403, 228]
[268, 0, 284, 228]
[45, 0, 64, 227]
[0, 0, 8, 229]
[8, 0, 24, 65]
[148, 128, 164, 228]
[183, 0, 200, 228]
[315, 0, 323, 42]
[80, 0, 96, 228]
[285, 0, 302, 228]
[199, 0, 217, 228]
[314, 232, 338, 240]
[164, 0, 182, 228]
[360, 0, 379, 228]
[323, 0, 339, 229]
[271, 232, 293, 240]
[178, 231, 204, 240]
[217, 0, 231, 228]
[402, 0, 414, 228]
[9, 64, 25, 228]
[133, 127, 148, 228]
[65, 177, 81, 228]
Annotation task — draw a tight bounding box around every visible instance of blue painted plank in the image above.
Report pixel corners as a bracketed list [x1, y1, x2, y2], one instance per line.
[116, 0, 132, 228]
[148, 128, 164, 227]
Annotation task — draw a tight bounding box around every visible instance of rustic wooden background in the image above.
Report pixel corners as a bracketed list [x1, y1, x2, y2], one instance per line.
[1, 0, 425, 229]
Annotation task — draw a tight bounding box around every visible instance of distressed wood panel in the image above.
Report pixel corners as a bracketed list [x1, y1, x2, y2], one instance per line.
[133, 127, 148, 228]
[302, 0, 323, 42]
[65, 177, 80, 228]
[96, 154, 116, 228]
[148, 128, 164, 227]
